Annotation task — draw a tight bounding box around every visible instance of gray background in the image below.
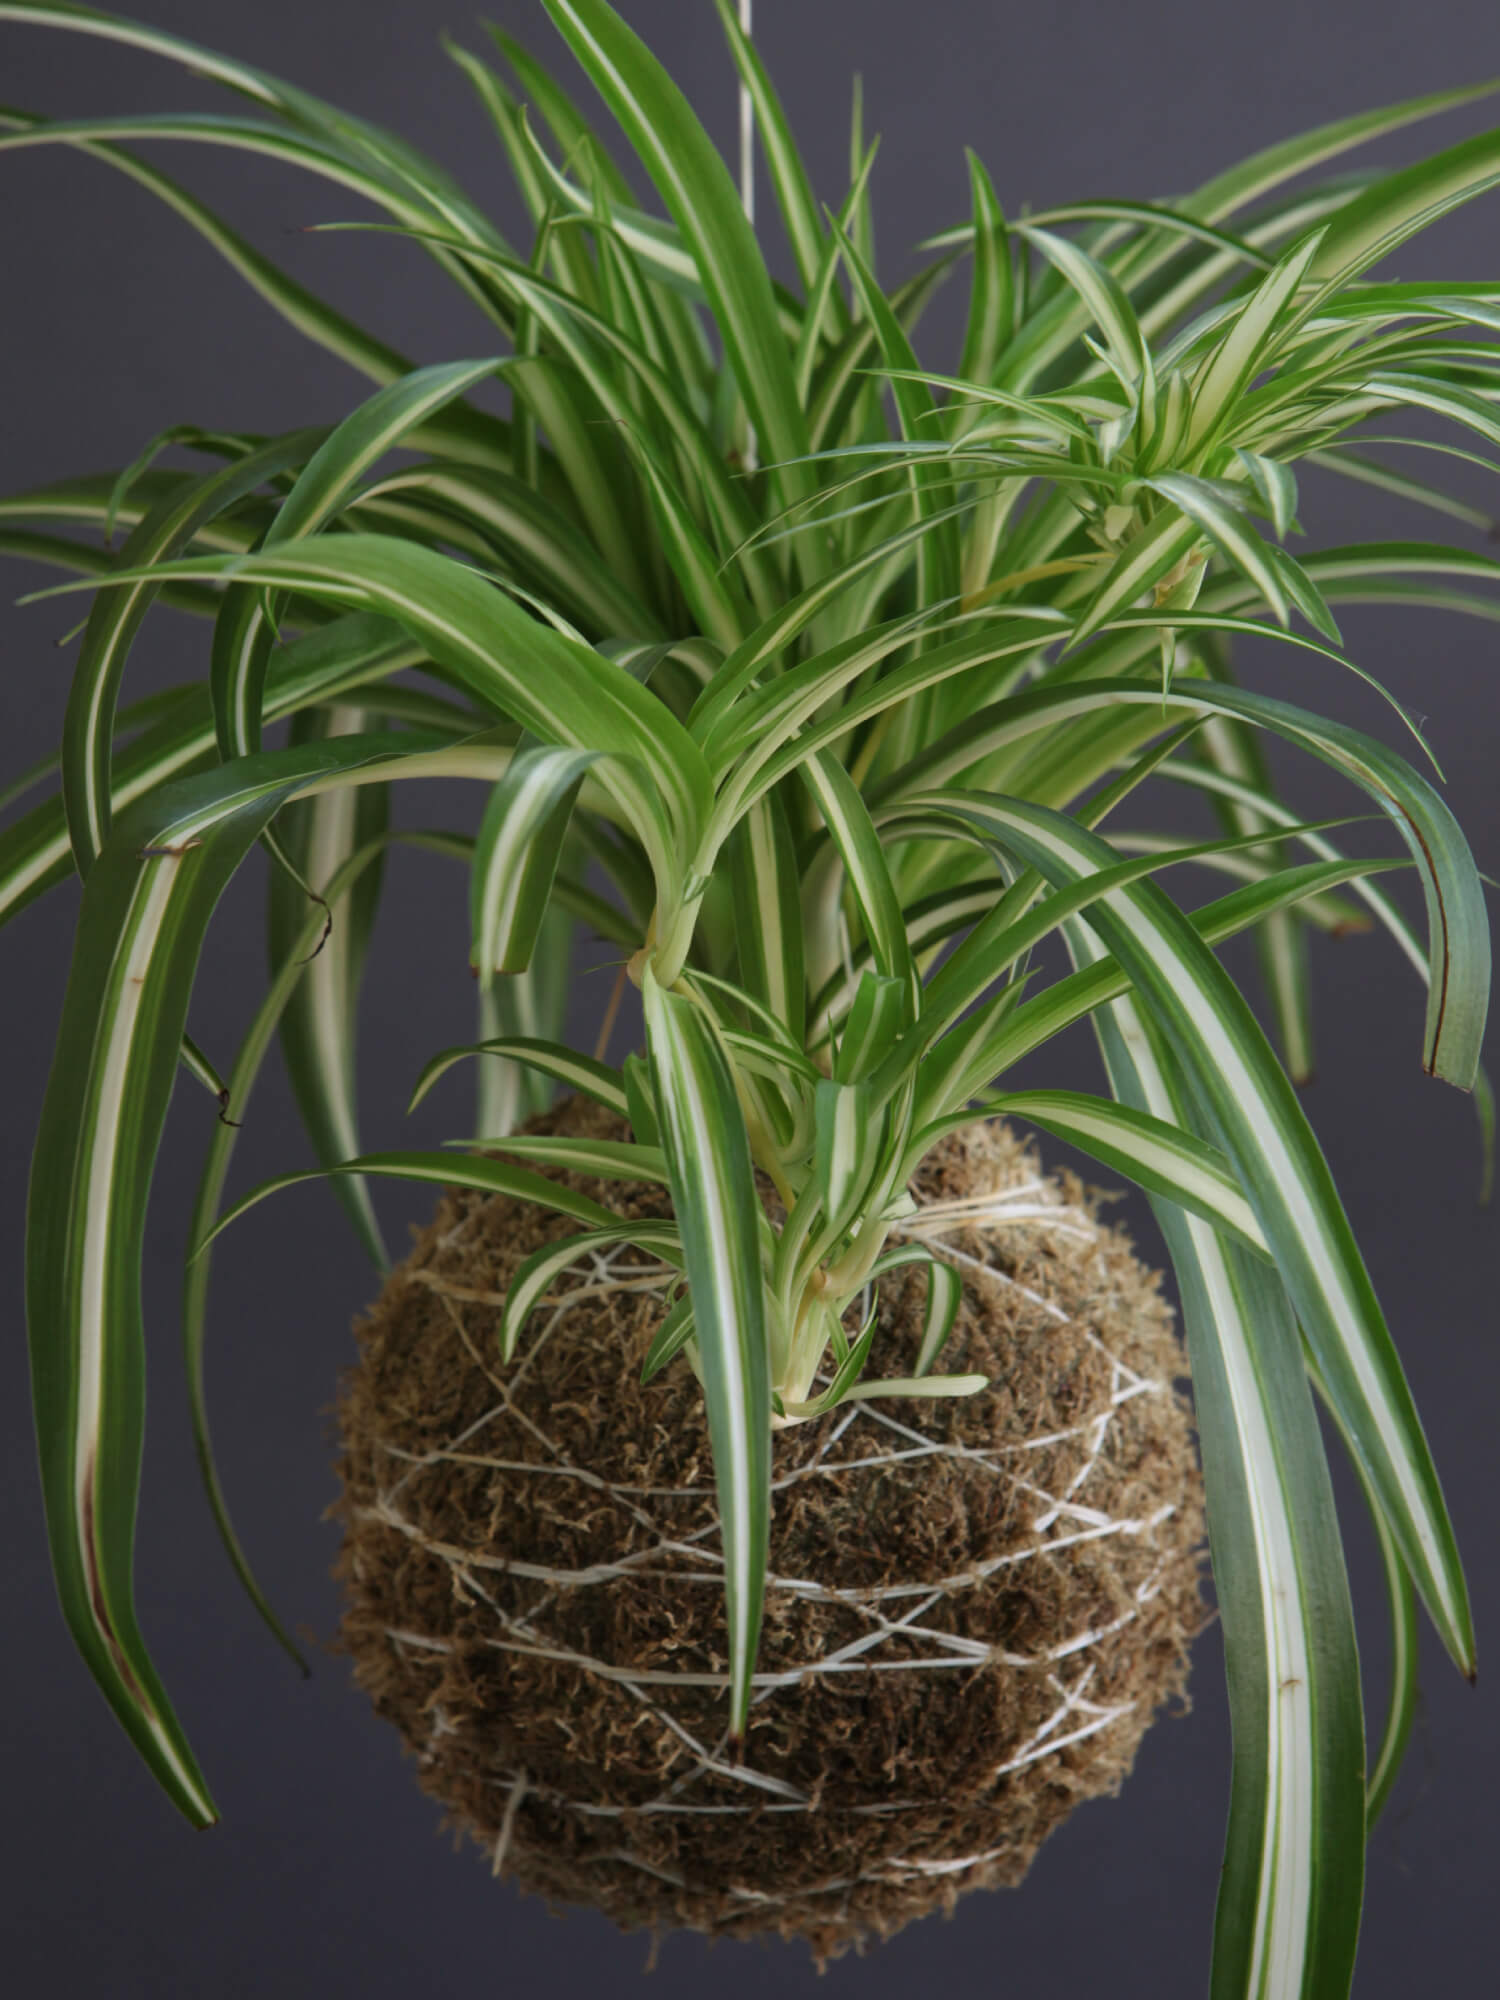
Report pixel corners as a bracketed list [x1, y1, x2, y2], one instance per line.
[2, 2, 1498, 1993]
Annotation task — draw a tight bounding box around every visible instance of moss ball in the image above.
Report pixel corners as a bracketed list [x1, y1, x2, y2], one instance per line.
[334, 1100, 1205, 1961]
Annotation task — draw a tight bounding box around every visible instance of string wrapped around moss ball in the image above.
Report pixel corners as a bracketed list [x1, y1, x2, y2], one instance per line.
[334, 1100, 1206, 1961]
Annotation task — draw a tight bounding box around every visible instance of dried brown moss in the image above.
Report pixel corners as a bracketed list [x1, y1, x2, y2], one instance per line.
[334, 1098, 1205, 1961]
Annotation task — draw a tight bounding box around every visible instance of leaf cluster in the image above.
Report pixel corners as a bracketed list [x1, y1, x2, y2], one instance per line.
[3, 4, 1498, 1991]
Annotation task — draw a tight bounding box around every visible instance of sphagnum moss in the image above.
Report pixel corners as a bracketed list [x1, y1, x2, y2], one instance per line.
[335, 1101, 1205, 1955]
[2, 1, 1496, 1991]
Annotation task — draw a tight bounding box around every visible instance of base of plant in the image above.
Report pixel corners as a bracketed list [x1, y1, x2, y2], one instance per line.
[334, 1102, 1206, 1959]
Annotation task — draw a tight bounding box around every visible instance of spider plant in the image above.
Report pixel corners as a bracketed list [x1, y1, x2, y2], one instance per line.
[3, 0, 1497, 1991]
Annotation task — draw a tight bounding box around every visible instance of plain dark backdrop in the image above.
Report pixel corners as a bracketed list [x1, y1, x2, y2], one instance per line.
[3, 3, 1498, 1994]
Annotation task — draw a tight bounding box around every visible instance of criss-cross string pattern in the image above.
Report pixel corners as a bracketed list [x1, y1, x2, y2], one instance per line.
[338, 1134, 1203, 1934]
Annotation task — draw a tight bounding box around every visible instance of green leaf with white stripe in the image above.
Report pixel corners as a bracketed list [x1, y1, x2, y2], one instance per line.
[814, 1076, 883, 1237]
[614, 427, 752, 652]
[799, 749, 918, 1006]
[185, 829, 411, 1670]
[267, 706, 390, 1267]
[834, 971, 911, 1086]
[1183, 231, 1325, 457]
[942, 793, 1473, 1676]
[467, 1133, 669, 1183]
[1072, 937, 1364, 2000]
[499, 1221, 683, 1360]
[409, 1035, 628, 1118]
[1017, 222, 1156, 430]
[210, 359, 500, 762]
[24, 726, 431, 1829]
[1182, 75, 1500, 227]
[989, 1088, 1268, 1256]
[1305, 1361, 1419, 1830]
[623, 1050, 661, 1148]
[1308, 126, 1500, 284]
[0, 111, 509, 463]
[890, 674, 1489, 1088]
[540, 0, 814, 521]
[831, 216, 962, 612]
[640, 1288, 696, 1385]
[641, 961, 771, 1749]
[1066, 506, 1202, 651]
[472, 898, 575, 1138]
[0, 612, 426, 935]
[470, 745, 596, 979]
[1173, 1220, 1365, 2000]
[38, 535, 712, 900]
[1145, 475, 1289, 626]
[958, 151, 1012, 391]
[62, 431, 321, 876]
[726, 797, 807, 1049]
[201, 1147, 625, 1255]
[1356, 371, 1500, 456]
[938, 857, 1407, 1117]
[711, 0, 830, 305]
[1193, 709, 1316, 1082]
[914, 1257, 963, 1377]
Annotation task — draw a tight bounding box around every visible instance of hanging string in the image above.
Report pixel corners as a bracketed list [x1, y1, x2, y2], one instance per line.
[737, 0, 759, 474]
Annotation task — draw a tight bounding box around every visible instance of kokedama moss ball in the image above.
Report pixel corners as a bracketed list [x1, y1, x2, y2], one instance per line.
[334, 1100, 1206, 1960]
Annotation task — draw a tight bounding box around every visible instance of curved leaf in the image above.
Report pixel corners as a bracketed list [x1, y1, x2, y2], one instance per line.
[934, 792, 1472, 1676]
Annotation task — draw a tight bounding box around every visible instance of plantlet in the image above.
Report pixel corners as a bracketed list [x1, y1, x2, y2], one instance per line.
[3, 0, 1497, 1988]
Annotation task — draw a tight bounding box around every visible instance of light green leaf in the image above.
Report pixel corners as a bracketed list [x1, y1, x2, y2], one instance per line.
[1184, 231, 1325, 458]
[470, 745, 596, 978]
[211, 360, 500, 763]
[468, 1133, 669, 1184]
[1145, 475, 1289, 626]
[991, 1088, 1268, 1254]
[640, 1288, 696, 1384]
[499, 1221, 683, 1360]
[914, 1258, 963, 1377]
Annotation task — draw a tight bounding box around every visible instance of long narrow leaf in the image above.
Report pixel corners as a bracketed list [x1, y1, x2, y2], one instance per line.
[541, 0, 815, 522]
[937, 793, 1472, 1674]
[641, 963, 770, 1749]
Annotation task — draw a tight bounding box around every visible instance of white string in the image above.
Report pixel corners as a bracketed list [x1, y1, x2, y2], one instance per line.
[738, 0, 755, 230]
[737, 0, 758, 474]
